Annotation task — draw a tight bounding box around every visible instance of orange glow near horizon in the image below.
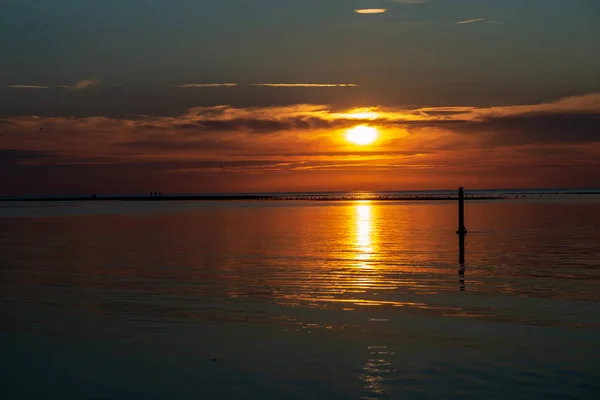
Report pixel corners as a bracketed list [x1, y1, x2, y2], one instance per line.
[346, 126, 379, 145]
[4, 92, 600, 195]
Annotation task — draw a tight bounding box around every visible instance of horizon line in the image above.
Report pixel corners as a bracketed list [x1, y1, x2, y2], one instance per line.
[3, 187, 600, 200]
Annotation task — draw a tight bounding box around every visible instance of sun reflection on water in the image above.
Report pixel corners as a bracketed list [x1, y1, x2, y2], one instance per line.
[355, 202, 374, 265]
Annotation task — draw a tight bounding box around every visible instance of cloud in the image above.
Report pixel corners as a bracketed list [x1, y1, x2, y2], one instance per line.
[169, 83, 359, 88]
[456, 18, 486, 25]
[4, 97, 600, 194]
[5, 82, 124, 90]
[2, 93, 599, 152]
[173, 83, 238, 88]
[117, 139, 243, 152]
[251, 83, 359, 88]
[437, 94, 600, 147]
[75, 80, 99, 89]
[58, 79, 100, 90]
[464, 114, 600, 146]
[386, 0, 426, 3]
[139, 104, 361, 134]
[354, 9, 387, 14]
[459, 92, 600, 117]
[5, 85, 51, 89]
[1, 93, 599, 192]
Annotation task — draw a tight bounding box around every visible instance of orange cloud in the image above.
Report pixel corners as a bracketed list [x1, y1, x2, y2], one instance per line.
[170, 83, 359, 88]
[173, 83, 238, 88]
[251, 83, 359, 88]
[2, 93, 600, 194]
[354, 9, 387, 14]
[58, 79, 100, 90]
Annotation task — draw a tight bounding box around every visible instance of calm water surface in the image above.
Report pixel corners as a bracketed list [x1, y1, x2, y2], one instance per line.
[1, 199, 600, 399]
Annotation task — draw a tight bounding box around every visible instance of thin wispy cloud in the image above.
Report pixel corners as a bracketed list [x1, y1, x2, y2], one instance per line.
[354, 9, 387, 14]
[386, 0, 426, 3]
[456, 18, 486, 25]
[173, 83, 238, 88]
[5, 85, 50, 89]
[251, 83, 359, 88]
[58, 79, 100, 90]
[75, 80, 99, 89]
[170, 83, 359, 88]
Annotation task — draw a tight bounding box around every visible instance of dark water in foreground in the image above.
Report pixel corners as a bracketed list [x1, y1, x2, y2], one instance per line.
[1, 197, 600, 399]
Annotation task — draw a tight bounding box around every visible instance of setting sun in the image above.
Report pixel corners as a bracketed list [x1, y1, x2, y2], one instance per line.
[346, 126, 379, 145]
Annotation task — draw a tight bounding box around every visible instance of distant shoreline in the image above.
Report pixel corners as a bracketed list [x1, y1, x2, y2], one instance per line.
[3, 194, 507, 202]
[4, 191, 600, 203]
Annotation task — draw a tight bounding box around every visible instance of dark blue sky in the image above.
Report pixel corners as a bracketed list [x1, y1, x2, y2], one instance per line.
[2, 0, 599, 115]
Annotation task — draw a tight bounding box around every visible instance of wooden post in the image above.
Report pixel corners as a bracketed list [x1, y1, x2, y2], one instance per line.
[456, 187, 468, 235]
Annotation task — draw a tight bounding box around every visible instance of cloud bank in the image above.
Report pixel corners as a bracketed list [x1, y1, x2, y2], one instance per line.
[2, 93, 599, 194]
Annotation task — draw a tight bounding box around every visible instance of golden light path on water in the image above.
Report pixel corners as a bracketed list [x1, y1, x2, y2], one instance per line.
[354, 203, 405, 397]
[348, 202, 382, 295]
[281, 200, 438, 310]
[356, 202, 374, 264]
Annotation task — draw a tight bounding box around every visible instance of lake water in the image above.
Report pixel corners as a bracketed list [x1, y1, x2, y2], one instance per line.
[1, 197, 600, 399]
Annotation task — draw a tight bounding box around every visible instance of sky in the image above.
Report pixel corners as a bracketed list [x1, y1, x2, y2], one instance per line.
[1, 0, 600, 195]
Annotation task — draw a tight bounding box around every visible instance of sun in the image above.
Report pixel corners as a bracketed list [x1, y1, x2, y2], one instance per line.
[346, 125, 378, 145]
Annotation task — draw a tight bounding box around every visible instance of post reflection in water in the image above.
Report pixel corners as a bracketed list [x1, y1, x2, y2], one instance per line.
[459, 233, 466, 291]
